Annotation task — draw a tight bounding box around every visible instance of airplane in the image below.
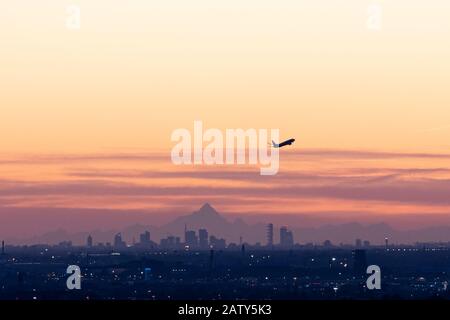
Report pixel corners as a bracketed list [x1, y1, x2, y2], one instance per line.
[271, 138, 295, 148]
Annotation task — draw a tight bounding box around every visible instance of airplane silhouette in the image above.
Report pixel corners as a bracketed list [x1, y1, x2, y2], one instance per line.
[271, 138, 295, 148]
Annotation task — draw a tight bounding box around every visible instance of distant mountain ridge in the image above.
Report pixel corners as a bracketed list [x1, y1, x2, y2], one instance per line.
[165, 203, 229, 231]
[7, 203, 450, 245]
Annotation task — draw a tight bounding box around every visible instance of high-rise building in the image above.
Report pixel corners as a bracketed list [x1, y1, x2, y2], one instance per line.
[385, 237, 389, 250]
[87, 235, 93, 248]
[355, 239, 362, 248]
[185, 230, 198, 248]
[198, 229, 209, 249]
[266, 223, 274, 248]
[280, 226, 294, 248]
[139, 231, 151, 245]
[160, 235, 182, 249]
[209, 236, 226, 249]
[114, 233, 126, 248]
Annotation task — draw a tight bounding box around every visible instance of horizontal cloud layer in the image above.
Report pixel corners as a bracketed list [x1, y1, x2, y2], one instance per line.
[1, 148, 449, 219]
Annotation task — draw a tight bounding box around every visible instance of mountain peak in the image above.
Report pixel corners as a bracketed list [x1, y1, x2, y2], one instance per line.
[199, 203, 215, 213]
[164, 203, 229, 235]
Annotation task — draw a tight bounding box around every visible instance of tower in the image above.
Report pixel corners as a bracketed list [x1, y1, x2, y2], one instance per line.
[266, 223, 274, 248]
[198, 229, 208, 249]
[280, 226, 294, 248]
[185, 230, 198, 248]
[114, 233, 126, 248]
[87, 235, 93, 248]
[139, 231, 151, 245]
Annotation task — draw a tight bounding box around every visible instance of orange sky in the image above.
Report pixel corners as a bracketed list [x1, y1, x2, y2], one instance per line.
[2, 1, 450, 153]
[1, 1, 450, 234]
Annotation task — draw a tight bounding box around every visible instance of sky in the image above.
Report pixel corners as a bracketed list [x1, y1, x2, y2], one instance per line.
[1, 1, 450, 238]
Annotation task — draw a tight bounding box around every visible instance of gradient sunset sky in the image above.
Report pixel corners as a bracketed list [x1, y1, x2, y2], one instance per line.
[1, 1, 450, 238]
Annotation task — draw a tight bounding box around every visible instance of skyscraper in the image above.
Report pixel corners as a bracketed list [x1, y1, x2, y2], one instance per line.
[280, 226, 294, 248]
[266, 223, 274, 248]
[209, 236, 226, 249]
[87, 235, 93, 248]
[114, 233, 126, 248]
[139, 231, 151, 245]
[198, 229, 208, 249]
[185, 230, 198, 248]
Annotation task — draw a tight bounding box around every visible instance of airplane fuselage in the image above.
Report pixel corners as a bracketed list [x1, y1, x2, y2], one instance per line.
[274, 138, 295, 148]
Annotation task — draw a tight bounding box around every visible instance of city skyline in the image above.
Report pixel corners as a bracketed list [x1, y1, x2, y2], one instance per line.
[3, 203, 450, 247]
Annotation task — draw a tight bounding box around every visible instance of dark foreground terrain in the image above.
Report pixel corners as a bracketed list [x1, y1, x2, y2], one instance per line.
[1, 245, 450, 300]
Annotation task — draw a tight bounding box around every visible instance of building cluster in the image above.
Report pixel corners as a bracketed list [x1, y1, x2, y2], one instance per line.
[181, 227, 227, 250]
[82, 227, 228, 251]
[14, 223, 398, 252]
[266, 224, 295, 248]
[81, 223, 295, 251]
